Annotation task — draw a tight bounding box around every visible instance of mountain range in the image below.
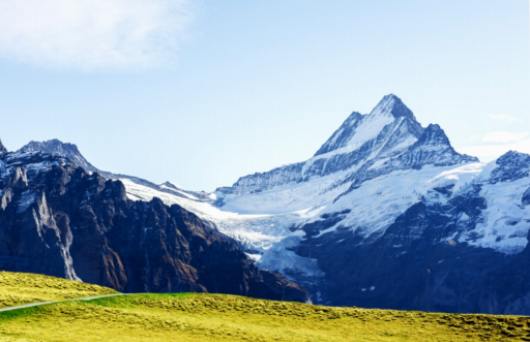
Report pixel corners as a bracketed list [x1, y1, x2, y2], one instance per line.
[0, 142, 306, 302]
[1, 94, 530, 314]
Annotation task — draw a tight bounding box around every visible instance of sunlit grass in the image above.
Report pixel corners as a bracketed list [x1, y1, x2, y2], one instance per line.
[1, 290, 530, 341]
[0, 271, 115, 308]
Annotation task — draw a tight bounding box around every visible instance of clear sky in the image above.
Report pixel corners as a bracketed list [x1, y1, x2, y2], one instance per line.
[0, 0, 529, 191]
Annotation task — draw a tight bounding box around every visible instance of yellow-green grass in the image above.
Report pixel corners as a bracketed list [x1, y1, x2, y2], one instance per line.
[1, 292, 530, 341]
[0, 271, 116, 308]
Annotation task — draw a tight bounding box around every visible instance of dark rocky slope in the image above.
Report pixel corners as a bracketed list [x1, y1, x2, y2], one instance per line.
[0, 149, 306, 301]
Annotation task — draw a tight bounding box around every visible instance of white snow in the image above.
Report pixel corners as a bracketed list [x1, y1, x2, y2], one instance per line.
[220, 168, 352, 215]
[121, 178, 299, 251]
[315, 110, 395, 160]
[120, 177, 325, 277]
[158, 182, 200, 200]
[259, 234, 324, 277]
[120, 146, 530, 276]
[427, 162, 486, 193]
[119, 155, 528, 274]
[318, 165, 462, 238]
[420, 160, 530, 254]
[121, 178, 254, 221]
[459, 175, 530, 254]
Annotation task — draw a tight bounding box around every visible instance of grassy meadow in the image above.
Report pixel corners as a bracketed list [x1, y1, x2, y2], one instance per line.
[0, 271, 115, 308]
[0, 272, 530, 341]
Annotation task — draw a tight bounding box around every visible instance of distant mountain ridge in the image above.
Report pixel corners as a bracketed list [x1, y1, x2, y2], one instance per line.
[4, 94, 530, 314]
[18, 139, 98, 173]
[15, 138, 209, 203]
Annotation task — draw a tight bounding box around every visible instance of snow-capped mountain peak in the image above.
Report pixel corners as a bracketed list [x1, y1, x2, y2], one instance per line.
[314, 111, 364, 156]
[490, 150, 530, 184]
[18, 139, 97, 172]
[369, 93, 416, 119]
[219, 95, 475, 201]
[315, 94, 419, 157]
[160, 181, 179, 190]
[416, 124, 450, 146]
[391, 123, 478, 169]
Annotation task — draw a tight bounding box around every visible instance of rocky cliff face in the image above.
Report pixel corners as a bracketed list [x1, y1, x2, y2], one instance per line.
[0, 151, 307, 302]
[523, 188, 530, 206]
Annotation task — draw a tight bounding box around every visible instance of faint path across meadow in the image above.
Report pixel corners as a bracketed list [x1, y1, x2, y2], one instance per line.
[0, 293, 123, 314]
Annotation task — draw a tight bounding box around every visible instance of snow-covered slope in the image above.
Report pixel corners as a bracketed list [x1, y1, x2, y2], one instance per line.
[211, 95, 477, 247]
[454, 152, 530, 254]
[216, 95, 476, 210]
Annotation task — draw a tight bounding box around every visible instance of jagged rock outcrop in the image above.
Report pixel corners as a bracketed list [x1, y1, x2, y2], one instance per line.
[523, 188, 530, 206]
[490, 151, 530, 184]
[18, 139, 98, 172]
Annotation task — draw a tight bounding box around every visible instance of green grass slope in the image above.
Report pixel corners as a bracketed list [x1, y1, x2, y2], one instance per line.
[1, 289, 530, 341]
[0, 271, 115, 308]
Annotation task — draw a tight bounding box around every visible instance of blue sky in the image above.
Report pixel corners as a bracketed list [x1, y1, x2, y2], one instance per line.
[0, 0, 528, 191]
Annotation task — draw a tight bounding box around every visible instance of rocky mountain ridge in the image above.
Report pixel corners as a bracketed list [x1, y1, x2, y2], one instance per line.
[0, 149, 306, 301]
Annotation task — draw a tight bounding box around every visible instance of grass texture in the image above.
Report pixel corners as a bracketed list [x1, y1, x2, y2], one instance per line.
[0, 272, 529, 341]
[0, 271, 115, 308]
